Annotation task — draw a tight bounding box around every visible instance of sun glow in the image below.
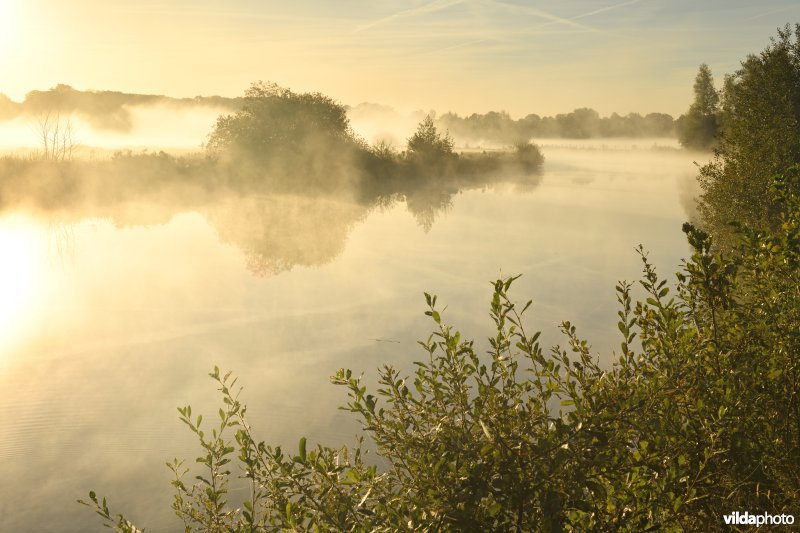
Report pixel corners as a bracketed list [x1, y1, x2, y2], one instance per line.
[0, 218, 46, 352]
[0, 0, 16, 54]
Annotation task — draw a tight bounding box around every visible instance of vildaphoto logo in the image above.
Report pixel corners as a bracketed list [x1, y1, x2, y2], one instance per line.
[723, 511, 795, 527]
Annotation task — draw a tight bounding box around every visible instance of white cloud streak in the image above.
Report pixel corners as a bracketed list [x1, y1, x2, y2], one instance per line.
[524, 0, 645, 32]
[422, 0, 645, 56]
[571, 0, 644, 22]
[749, 5, 800, 20]
[352, 0, 467, 34]
[479, 0, 598, 32]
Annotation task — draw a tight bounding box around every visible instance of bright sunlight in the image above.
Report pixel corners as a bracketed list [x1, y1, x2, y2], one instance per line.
[0, 0, 16, 53]
[0, 217, 44, 352]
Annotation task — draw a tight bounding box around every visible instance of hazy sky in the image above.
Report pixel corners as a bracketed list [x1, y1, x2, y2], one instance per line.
[1, 0, 799, 117]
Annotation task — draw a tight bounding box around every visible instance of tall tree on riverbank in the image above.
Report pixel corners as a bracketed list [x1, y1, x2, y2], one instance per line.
[677, 64, 719, 150]
[406, 114, 454, 163]
[698, 25, 800, 248]
[405, 114, 456, 176]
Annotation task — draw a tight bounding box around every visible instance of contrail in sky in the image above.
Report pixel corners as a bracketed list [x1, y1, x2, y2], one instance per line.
[425, 38, 492, 55]
[749, 5, 799, 20]
[481, 0, 598, 32]
[355, 0, 645, 55]
[352, 0, 466, 34]
[516, 0, 645, 32]
[353, 0, 641, 36]
[426, 0, 644, 55]
[571, 0, 644, 22]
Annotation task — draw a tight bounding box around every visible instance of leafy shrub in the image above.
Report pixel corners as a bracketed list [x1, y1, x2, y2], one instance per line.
[513, 140, 544, 172]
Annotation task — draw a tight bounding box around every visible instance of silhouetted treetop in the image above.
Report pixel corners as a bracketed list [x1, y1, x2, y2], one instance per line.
[677, 64, 720, 150]
[206, 82, 362, 163]
[407, 114, 454, 162]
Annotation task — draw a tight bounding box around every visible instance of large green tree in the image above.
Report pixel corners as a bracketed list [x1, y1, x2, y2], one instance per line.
[205, 82, 366, 189]
[206, 82, 357, 160]
[698, 25, 800, 247]
[677, 64, 720, 150]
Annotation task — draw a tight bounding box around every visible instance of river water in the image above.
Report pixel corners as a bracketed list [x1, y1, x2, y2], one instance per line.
[0, 139, 701, 531]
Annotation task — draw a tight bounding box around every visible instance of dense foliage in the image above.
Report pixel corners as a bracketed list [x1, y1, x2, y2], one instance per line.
[676, 64, 720, 150]
[699, 24, 800, 248]
[83, 166, 800, 530]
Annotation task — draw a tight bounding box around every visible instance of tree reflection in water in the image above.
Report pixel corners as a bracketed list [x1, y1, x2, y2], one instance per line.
[0, 159, 543, 275]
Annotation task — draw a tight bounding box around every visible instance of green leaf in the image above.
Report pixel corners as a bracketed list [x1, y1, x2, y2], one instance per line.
[586, 479, 607, 500]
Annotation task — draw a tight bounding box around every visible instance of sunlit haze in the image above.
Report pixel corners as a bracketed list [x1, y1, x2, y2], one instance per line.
[2, 0, 799, 116]
[1, 1, 799, 530]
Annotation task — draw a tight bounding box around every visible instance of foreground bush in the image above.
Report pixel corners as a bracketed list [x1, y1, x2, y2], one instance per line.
[82, 171, 800, 531]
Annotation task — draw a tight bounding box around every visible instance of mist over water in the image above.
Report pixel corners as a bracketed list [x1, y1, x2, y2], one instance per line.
[0, 123, 700, 530]
[347, 103, 426, 148]
[0, 105, 226, 154]
[0, 88, 686, 156]
[75, 104, 226, 151]
[0, 96, 427, 155]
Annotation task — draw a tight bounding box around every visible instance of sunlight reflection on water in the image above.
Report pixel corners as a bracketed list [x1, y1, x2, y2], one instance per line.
[0, 216, 47, 354]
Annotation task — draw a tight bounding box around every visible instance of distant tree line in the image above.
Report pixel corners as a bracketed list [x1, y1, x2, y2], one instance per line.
[10, 84, 752, 148]
[0, 84, 243, 130]
[437, 108, 677, 143]
[1, 85, 683, 141]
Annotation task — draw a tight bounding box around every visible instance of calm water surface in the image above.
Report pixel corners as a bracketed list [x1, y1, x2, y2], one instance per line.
[0, 140, 699, 531]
